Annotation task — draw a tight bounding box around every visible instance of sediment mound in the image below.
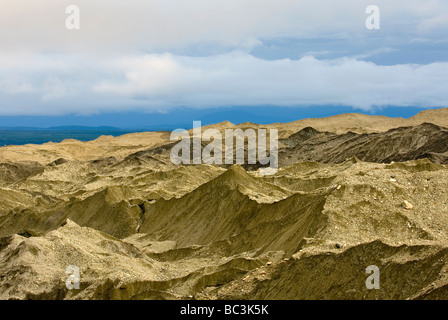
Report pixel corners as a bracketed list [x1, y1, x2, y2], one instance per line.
[0, 161, 43, 184]
[1, 111, 448, 300]
[201, 240, 448, 300]
[0, 157, 447, 299]
[279, 123, 448, 166]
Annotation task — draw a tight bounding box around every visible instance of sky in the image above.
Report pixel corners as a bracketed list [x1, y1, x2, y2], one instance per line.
[0, 0, 447, 127]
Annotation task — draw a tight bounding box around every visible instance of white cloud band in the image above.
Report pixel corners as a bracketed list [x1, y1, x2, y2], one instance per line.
[0, 52, 447, 115]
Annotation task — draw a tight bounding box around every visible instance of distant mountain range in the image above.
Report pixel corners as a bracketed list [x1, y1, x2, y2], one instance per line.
[0, 127, 141, 146]
[0, 126, 124, 131]
[0, 106, 443, 130]
[1, 107, 447, 146]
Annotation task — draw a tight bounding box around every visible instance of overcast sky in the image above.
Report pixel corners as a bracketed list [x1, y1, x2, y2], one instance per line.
[0, 0, 447, 116]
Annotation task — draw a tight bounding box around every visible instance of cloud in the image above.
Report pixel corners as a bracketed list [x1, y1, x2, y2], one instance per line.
[0, 52, 447, 115]
[94, 53, 448, 110]
[0, 1, 447, 115]
[418, 13, 448, 33]
[1, 0, 447, 53]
